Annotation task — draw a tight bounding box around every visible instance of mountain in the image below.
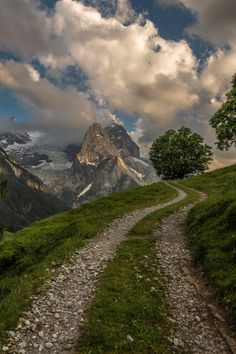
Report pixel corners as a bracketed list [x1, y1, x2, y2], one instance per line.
[0, 147, 66, 234]
[0, 123, 158, 206]
[0, 131, 31, 148]
[0, 131, 74, 201]
[70, 123, 140, 202]
[105, 123, 140, 158]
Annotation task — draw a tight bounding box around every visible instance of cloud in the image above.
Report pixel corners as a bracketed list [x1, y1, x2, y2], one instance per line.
[115, 0, 137, 24]
[0, 60, 95, 143]
[157, 0, 236, 46]
[187, 0, 236, 46]
[0, 0, 52, 58]
[156, 0, 236, 136]
[25, 64, 40, 82]
[0, 0, 235, 166]
[210, 149, 236, 170]
[200, 48, 236, 99]
[38, 0, 198, 142]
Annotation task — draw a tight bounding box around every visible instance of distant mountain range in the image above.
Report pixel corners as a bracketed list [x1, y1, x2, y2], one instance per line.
[0, 147, 66, 234]
[0, 122, 158, 207]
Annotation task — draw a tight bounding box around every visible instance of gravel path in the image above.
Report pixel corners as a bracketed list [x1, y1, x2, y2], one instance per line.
[155, 202, 233, 354]
[3, 185, 186, 354]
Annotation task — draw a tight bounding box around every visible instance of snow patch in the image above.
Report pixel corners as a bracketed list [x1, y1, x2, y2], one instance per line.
[78, 183, 92, 198]
[86, 159, 97, 166]
[129, 167, 144, 180]
[133, 157, 149, 166]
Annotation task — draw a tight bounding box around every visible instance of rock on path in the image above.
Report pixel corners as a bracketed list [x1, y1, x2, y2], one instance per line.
[155, 204, 232, 354]
[4, 185, 186, 354]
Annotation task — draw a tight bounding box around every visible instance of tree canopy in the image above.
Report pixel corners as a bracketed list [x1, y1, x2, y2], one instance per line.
[210, 74, 236, 150]
[149, 126, 213, 180]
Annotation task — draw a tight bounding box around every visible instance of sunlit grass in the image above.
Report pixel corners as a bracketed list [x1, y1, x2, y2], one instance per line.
[0, 182, 177, 345]
[180, 164, 236, 322]
[77, 184, 199, 353]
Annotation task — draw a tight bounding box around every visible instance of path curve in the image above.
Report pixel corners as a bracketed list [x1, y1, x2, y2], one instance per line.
[155, 191, 233, 354]
[3, 184, 186, 354]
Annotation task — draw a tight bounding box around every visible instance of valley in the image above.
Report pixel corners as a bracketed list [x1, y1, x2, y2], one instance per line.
[0, 0, 235, 352]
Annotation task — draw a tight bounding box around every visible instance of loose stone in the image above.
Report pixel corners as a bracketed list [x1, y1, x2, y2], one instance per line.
[155, 201, 231, 354]
[127, 335, 134, 342]
[5, 186, 187, 353]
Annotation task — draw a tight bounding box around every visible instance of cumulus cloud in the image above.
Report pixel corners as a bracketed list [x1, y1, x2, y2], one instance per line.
[115, 0, 137, 24]
[158, 0, 236, 45]
[0, 0, 235, 165]
[38, 0, 199, 143]
[157, 0, 236, 97]
[201, 48, 236, 99]
[0, 0, 52, 58]
[157, 0, 236, 141]
[0, 60, 95, 143]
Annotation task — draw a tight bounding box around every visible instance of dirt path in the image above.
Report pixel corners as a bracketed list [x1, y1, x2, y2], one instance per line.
[3, 186, 186, 354]
[155, 201, 235, 354]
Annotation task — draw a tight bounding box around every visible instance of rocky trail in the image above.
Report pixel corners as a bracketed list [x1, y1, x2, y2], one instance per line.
[2, 186, 186, 354]
[2, 184, 236, 354]
[155, 201, 236, 354]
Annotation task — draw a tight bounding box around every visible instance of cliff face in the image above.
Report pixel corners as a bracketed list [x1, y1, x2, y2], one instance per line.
[0, 147, 66, 233]
[0, 123, 158, 207]
[76, 123, 120, 164]
[70, 123, 140, 204]
[0, 146, 46, 192]
[105, 123, 140, 158]
[69, 122, 157, 205]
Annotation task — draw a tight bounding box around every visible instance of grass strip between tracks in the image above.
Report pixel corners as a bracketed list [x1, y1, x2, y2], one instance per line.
[0, 182, 177, 346]
[77, 183, 200, 353]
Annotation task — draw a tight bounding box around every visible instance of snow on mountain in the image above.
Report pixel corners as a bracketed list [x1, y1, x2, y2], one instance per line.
[0, 122, 158, 206]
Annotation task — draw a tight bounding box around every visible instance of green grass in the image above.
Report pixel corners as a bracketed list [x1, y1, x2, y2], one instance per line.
[0, 180, 8, 200]
[180, 164, 236, 321]
[0, 182, 177, 346]
[77, 183, 199, 353]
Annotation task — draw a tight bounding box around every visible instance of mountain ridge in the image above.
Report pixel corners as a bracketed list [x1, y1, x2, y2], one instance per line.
[0, 122, 158, 206]
[0, 146, 66, 234]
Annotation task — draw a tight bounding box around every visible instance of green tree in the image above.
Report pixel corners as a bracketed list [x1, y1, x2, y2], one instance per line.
[149, 126, 213, 180]
[210, 74, 236, 150]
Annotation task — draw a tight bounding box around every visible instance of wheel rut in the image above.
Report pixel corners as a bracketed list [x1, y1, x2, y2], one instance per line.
[4, 186, 186, 354]
[155, 194, 235, 354]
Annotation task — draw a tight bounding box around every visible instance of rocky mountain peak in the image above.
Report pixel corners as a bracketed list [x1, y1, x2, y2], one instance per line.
[105, 123, 140, 158]
[76, 122, 121, 165]
[0, 123, 158, 206]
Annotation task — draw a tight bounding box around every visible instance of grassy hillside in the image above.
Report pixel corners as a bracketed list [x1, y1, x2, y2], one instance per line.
[180, 164, 236, 321]
[77, 184, 199, 353]
[0, 182, 177, 344]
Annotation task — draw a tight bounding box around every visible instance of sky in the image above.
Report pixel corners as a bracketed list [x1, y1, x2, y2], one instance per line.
[0, 0, 236, 167]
